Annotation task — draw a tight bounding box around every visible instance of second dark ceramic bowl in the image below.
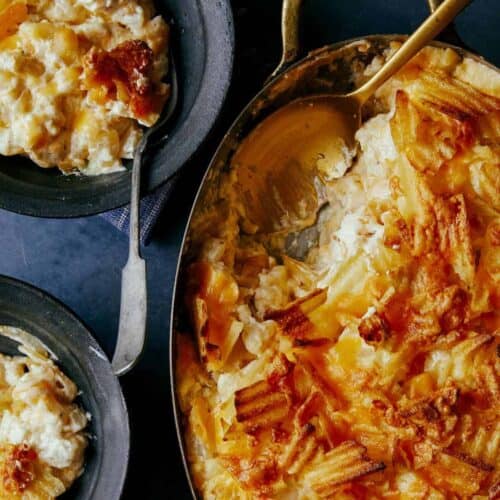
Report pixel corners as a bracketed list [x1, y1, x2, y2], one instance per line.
[0, 275, 129, 499]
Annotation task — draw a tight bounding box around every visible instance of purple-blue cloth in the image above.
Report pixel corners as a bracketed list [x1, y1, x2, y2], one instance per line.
[100, 177, 176, 244]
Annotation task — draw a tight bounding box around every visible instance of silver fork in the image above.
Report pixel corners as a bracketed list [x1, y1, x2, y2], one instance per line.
[112, 53, 178, 376]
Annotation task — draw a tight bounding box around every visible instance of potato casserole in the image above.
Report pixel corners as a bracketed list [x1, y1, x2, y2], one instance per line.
[177, 44, 500, 499]
[0, 0, 169, 175]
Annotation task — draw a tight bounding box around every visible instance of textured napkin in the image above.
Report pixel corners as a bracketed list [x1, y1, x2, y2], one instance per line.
[100, 177, 177, 244]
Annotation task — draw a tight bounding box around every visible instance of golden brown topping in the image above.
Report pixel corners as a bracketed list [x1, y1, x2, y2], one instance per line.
[186, 262, 241, 371]
[2, 444, 37, 493]
[490, 481, 500, 500]
[473, 219, 500, 313]
[223, 453, 280, 496]
[446, 449, 494, 472]
[235, 356, 293, 432]
[391, 70, 500, 175]
[398, 385, 459, 419]
[178, 46, 500, 499]
[382, 289, 413, 335]
[265, 289, 327, 339]
[84, 39, 166, 120]
[439, 287, 468, 331]
[358, 312, 389, 344]
[421, 451, 489, 496]
[303, 441, 385, 497]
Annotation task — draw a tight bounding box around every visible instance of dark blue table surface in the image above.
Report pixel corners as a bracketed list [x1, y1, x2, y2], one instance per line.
[0, 1, 498, 498]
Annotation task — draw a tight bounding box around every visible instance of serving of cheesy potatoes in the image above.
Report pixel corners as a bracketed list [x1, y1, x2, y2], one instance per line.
[0, 326, 88, 499]
[177, 44, 500, 499]
[0, 0, 169, 175]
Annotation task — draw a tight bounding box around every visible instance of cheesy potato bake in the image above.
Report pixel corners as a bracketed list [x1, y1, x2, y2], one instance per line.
[0, 326, 89, 499]
[0, 0, 169, 174]
[177, 44, 500, 499]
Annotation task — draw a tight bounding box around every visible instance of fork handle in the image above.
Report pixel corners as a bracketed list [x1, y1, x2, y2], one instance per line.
[111, 136, 148, 376]
[112, 253, 147, 376]
[128, 136, 148, 256]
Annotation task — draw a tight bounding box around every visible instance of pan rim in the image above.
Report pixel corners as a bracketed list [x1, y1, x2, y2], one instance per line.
[169, 33, 500, 499]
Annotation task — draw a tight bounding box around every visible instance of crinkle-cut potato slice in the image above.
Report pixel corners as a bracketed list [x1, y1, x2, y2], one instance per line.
[453, 416, 500, 472]
[391, 70, 500, 175]
[279, 422, 322, 475]
[386, 176, 476, 289]
[421, 451, 491, 496]
[464, 142, 500, 220]
[391, 89, 474, 175]
[234, 355, 293, 431]
[472, 218, 500, 312]
[303, 441, 385, 498]
[235, 379, 291, 431]
[425, 332, 497, 388]
[476, 110, 500, 145]
[265, 288, 328, 342]
[177, 45, 500, 499]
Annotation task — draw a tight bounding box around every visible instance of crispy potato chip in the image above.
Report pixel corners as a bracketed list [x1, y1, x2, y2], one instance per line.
[280, 423, 322, 475]
[391, 70, 500, 175]
[265, 289, 327, 339]
[303, 441, 385, 497]
[235, 355, 293, 431]
[422, 451, 489, 495]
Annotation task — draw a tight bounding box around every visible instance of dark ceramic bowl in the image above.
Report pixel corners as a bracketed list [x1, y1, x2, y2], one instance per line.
[0, 0, 234, 217]
[0, 275, 129, 499]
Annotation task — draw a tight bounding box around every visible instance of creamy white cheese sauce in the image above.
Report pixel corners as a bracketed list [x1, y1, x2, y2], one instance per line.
[0, 326, 88, 470]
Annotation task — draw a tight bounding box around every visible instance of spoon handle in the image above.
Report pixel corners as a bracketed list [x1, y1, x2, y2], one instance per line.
[353, 0, 472, 103]
[112, 138, 148, 376]
[427, 0, 472, 50]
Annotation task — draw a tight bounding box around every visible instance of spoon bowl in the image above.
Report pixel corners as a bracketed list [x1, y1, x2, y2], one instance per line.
[234, 0, 471, 236]
[234, 95, 358, 233]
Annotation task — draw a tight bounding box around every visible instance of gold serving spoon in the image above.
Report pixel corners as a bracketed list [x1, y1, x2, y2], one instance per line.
[234, 0, 471, 236]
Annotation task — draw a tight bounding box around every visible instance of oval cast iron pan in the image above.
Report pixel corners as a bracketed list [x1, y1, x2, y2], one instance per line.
[169, 32, 500, 500]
